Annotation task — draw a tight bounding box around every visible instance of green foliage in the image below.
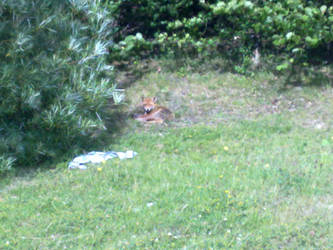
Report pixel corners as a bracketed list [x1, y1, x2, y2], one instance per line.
[109, 32, 153, 61]
[0, 0, 122, 171]
[0, 155, 15, 175]
[108, 0, 332, 70]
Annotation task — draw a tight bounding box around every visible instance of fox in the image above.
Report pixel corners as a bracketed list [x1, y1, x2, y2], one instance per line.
[133, 97, 174, 124]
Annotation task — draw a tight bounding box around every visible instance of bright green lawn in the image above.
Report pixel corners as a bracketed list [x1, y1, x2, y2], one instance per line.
[0, 70, 332, 249]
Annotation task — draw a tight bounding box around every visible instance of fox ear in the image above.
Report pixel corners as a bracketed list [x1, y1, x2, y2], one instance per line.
[153, 96, 157, 102]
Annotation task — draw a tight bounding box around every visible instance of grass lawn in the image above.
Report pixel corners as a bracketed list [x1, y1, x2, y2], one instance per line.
[1, 68, 332, 249]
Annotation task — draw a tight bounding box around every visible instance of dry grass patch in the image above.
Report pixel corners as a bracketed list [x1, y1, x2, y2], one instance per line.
[121, 71, 333, 131]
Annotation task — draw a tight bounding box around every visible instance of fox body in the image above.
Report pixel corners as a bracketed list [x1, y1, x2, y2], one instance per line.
[134, 97, 173, 124]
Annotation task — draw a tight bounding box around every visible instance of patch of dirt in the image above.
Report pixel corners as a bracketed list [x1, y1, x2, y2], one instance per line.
[123, 71, 333, 130]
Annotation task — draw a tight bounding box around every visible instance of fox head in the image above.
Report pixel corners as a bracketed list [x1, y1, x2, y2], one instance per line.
[141, 96, 157, 113]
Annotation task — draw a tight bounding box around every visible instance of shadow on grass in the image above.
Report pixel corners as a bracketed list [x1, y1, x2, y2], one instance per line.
[114, 60, 153, 89]
[0, 109, 132, 187]
[278, 64, 333, 91]
[1, 61, 153, 185]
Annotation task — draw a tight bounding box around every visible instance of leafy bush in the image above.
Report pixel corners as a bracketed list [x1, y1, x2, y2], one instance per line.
[209, 0, 333, 69]
[109, 0, 333, 70]
[0, 0, 123, 171]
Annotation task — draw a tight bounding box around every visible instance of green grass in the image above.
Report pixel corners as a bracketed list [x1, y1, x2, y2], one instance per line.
[1, 68, 333, 249]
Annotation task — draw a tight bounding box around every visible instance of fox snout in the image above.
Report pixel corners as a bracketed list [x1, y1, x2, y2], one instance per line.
[144, 106, 153, 113]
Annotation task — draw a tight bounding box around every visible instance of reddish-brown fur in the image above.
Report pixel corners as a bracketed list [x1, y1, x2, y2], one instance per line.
[134, 97, 173, 124]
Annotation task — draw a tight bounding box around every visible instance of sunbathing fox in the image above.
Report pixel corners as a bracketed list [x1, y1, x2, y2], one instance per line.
[134, 97, 173, 124]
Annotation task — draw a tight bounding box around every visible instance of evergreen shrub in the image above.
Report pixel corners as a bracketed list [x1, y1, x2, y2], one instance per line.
[0, 0, 122, 173]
